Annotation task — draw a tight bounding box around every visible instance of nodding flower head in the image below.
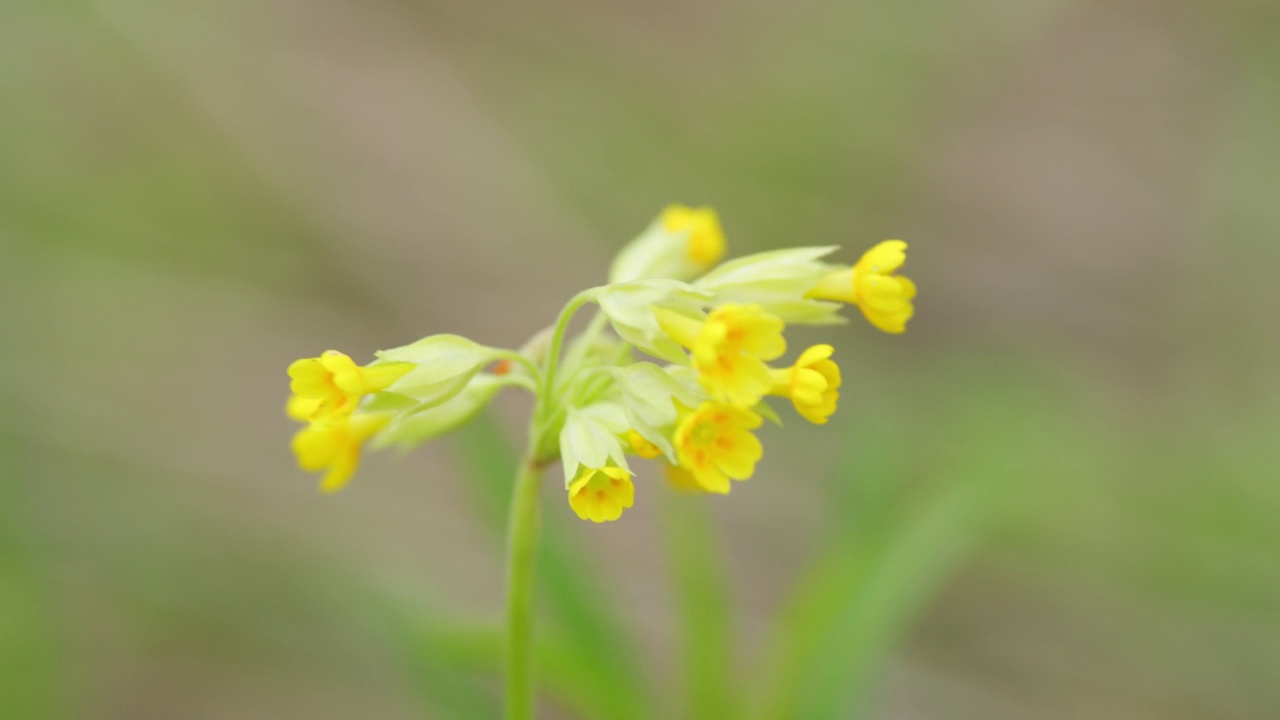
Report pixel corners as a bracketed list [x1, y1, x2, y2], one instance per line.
[568, 466, 636, 523]
[291, 412, 390, 493]
[661, 204, 726, 267]
[808, 240, 915, 334]
[673, 402, 764, 494]
[770, 344, 841, 424]
[287, 350, 412, 420]
[657, 304, 786, 406]
[285, 204, 913, 522]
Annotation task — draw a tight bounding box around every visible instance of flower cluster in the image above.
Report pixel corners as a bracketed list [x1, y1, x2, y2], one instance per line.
[285, 205, 914, 520]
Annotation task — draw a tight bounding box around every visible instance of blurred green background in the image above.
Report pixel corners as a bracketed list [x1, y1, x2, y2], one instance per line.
[3, 0, 1279, 718]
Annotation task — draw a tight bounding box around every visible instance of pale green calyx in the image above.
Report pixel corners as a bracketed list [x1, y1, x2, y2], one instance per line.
[377, 334, 506, 409]
[591, 280, 711, 364]
[608, 204, 727, 284]
[559, 403, 632, 487]
[372, 374, 512, 450]
[695, 246, 845, 324]
[611, 362, 701, 461]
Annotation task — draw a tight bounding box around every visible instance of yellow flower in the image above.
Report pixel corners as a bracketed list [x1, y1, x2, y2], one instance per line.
[656, 304, 787, 406]
[673, 403, 764, 494]
[626, 430, 663, 460]
[770, 344, 841, 424]
[286, 394, 323, 422]
[291, 413, 390, 493]
[568, 466, 635, 522]
[287, 350, 412, 419]
[807, 240, 915, 334]
[661, 204, 727, 266]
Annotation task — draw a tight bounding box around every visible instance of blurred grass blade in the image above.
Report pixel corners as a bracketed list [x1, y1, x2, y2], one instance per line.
[661, 494, 737, 720]
[754, 366, 1052, 720]
[755, 481, 990, 720]
[377, 592, 641, 719]
[0, 422, 66, 719]
[453, 411, 651, 719]
[376, 598, 497, 720]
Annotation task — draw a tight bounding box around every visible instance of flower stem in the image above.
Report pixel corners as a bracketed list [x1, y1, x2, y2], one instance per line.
[537, 290, 593, 423]
[504, 452, 544, 720]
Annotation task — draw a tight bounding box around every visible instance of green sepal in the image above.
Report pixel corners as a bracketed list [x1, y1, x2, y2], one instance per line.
[695, 247, 845, 324]
[362, 391, 421, 413]
[592, 280, 710, 364]
[377, 334, 505, 410]
[612, 362, 705, 461]
[373, 374, 509, 450]
[753, 400, 785, 427]
[559, 403, 632, 487]
[609, 215, 699, 284]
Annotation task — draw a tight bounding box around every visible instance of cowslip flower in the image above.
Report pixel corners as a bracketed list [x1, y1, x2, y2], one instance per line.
[770, 344, 841, 424]
[672, 402, 764, 494]
[654, 304, 786, 406]
[661, 204, 726, 267]
[567, 466, 636, 522]
[608, 204, 726, 284]
[288, 350, 412, 419]
[291, 412, 390, 493]
[807, 240, 915, 334]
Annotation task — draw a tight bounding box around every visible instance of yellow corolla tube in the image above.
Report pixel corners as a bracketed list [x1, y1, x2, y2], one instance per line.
[807, 240, 915, 334]
[567, 466, 636, 523]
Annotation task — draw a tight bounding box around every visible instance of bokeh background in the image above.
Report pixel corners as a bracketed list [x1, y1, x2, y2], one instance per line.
[3, 0, 1279, 718]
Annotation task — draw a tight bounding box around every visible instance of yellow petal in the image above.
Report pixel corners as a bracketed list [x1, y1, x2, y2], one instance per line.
[857, 240, 907, 275]
[286, 394, 323, 422]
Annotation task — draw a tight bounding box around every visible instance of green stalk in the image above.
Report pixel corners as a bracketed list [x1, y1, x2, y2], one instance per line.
[504, 452, 544, 720]
[537, 290, 593, 424]
[504, 289, 601, 719]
